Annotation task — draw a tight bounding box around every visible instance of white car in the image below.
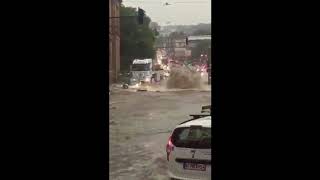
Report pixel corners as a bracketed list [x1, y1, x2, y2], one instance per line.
[166, 115, 211, 180]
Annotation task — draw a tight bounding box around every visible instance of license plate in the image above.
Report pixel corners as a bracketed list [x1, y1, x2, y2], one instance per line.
[183, 163, 206, 171]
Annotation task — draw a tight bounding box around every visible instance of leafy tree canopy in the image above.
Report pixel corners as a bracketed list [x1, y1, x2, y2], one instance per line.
[120, 5, 157, 71]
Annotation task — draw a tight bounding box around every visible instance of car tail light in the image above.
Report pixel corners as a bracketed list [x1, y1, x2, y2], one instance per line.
[166, 136, 174, 161]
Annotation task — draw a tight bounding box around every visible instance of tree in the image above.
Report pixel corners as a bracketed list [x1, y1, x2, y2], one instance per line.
[120, 5, 157, 71]
[149, 22, 160, 31]
[154, 35, 167, 47]
[192, 29, 211, 36]
[169, 31, 186, 39]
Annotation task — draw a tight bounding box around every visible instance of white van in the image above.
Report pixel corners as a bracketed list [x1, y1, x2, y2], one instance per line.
[130, 59, 153, 85]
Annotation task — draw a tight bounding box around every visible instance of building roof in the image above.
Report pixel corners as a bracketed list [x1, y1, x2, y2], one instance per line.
[188, 35, 211, 41]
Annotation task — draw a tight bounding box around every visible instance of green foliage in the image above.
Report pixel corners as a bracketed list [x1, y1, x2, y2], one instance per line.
[154, 35, 167, 47]
[192, 29, 211, 36]
[120, 5, 156, 71]
[154, 29, 159, 36]
[161, 24, 211, 36]
[169, 31, 186, 39]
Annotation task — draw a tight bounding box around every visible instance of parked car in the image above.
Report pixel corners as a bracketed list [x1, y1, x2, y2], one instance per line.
[166, 106, 211, 180]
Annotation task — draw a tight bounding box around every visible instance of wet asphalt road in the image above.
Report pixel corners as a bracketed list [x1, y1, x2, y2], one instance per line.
[109, 86, 211, 180]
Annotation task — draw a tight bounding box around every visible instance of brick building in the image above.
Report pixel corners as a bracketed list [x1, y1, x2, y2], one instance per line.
[109, 0, 121, 84]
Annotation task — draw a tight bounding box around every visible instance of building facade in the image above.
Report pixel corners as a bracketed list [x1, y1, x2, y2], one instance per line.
[187, 35, 212, 48]
[173, 39, 187, 61]
[109, 0, 121, 84]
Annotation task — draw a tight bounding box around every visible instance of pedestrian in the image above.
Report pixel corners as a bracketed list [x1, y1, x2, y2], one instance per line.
[151, 72, 156, 83]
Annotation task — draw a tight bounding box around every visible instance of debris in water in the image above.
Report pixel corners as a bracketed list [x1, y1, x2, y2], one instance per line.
[166, 66, 201, 89]
[122, 84, 129, 89]
[137, 89, 147, 91]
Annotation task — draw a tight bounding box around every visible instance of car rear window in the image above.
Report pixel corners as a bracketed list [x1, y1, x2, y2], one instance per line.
[171, 127, 211, 149]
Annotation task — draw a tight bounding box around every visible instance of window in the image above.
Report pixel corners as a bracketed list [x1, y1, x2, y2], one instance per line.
[172, 127, 211, 149]
[131, 64, 150, 71]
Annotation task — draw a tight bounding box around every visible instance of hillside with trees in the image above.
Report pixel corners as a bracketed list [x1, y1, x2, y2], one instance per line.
[160, 23, 211, 36]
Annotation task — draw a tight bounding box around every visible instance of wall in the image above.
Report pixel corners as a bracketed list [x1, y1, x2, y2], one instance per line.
[109, 0, 121, 84]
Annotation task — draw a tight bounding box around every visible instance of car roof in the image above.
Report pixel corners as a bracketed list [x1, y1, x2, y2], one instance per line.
[175, 116, 211, 128]
[133, 59, 152, 64]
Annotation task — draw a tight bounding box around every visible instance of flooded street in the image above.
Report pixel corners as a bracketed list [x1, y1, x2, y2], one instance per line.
[109, 86, 211, 180]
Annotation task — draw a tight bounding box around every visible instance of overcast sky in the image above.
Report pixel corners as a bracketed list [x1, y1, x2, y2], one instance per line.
[122, 0, 211, 26]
